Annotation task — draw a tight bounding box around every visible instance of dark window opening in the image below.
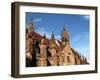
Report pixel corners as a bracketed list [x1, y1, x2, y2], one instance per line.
[68, 52, 71, 55]
[75, 57, 77, 64]
[67, 56, 70, 63]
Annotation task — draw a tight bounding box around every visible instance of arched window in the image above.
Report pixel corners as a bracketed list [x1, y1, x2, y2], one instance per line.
[75, 57, 77, 64]
[68, 52, 71, 55]
[67, 56, 70, 63]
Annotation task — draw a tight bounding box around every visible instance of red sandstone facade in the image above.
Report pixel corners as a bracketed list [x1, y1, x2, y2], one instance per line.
[26, 19, 88, 67]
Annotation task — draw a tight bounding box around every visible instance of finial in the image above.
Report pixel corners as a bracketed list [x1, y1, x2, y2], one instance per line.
[43, 33, 46, 39]
[63, 27, 66, 31]
[29, 18, 33, 25]
[28, 18, 35, 31]
[51, 31, 55, 40]
[62, 24, 68, 32]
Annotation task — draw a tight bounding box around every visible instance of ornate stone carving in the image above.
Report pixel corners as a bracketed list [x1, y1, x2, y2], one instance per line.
[36, 35, 47, 66]
[25, 19, 88, 67]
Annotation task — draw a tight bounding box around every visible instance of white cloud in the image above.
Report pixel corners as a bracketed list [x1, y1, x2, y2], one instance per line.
[36, 27, 51, 39]
[36, 28, 61, 40]
[71, 32, 88, 44]
[55, 35, 61, 40]
[45, 32, 51, 39]
[71, 35, 81, 43]
[33, 18, 42, 22]
[71, 32, 89, 62]
[83, 15, 89, 20]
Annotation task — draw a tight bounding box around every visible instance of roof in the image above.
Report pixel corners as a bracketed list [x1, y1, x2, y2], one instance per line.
[33, 31, 61, 46]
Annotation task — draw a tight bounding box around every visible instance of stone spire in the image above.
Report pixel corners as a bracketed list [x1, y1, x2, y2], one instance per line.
[28, 18, 34, 32]
[61, 25, 70, 47]
[63, 26, 66, 32]
[49, 31, 57, 48]
[43, 33, 46, 39]
[29, 18, 33, 25]
[40, 34, 46, 44]
[51, 31, 55, 40]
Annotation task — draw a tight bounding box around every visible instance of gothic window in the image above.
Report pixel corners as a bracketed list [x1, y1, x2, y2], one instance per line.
[75, 57, 77, 64]
[67, 56, 70, 63]
[68, 52, 71, 55]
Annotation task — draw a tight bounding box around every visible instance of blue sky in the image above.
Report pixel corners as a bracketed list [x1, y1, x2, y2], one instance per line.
[25, 12, 90, 61]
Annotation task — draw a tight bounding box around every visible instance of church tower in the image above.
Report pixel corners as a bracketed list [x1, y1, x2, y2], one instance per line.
[61, 26, 75, 65]
[27, 18, 35, 39]
[48, 32, 58, 66]
[61, 26, 70, 47]
[28, 18, 34, 32]
[26, 18, 35, 67]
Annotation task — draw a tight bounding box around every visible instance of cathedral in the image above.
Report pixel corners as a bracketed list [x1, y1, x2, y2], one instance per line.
[26, 19, 88, 67]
